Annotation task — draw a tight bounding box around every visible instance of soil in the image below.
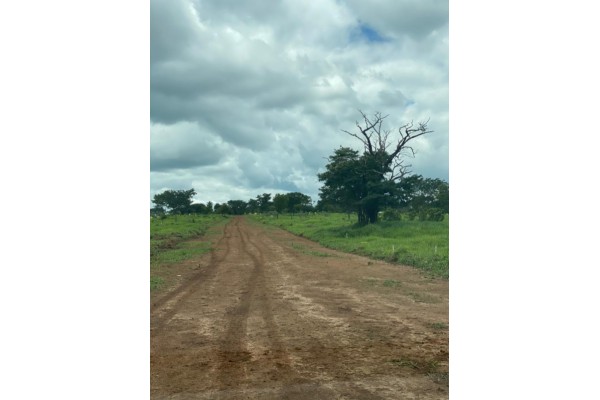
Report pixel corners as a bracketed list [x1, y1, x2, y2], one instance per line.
[151, 216, 448, 399]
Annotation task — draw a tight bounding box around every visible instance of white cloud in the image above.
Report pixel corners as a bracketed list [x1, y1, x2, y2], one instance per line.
[150, 0, 448, 205]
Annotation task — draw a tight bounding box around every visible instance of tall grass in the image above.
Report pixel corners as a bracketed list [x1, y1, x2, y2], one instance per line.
[249, 213, 449, 278]
[150, 214, 229, 290]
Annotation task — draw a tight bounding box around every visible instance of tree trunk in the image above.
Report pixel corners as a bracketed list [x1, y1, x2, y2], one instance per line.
[363, 203, 379, 224]
[367, 208, 378, 224]
[356, 206, 367, 225]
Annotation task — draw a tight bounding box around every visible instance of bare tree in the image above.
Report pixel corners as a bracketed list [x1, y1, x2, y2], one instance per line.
[342, 110, 432, 182]
[320, 110, 433, 224]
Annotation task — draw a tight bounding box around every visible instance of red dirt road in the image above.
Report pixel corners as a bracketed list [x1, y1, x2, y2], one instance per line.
[151, 217, 448, 399]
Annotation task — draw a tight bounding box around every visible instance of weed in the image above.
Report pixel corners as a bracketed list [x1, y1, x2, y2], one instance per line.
[390, 358, 442, 374]
[382, 279, 401, 288]
[430, 322, 448, 330]
[150, 276, 164, 290]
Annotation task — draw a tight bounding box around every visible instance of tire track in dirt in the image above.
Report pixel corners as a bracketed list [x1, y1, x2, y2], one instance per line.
[151, 218, 235, 334]
[151, 217, 448, 399]
[233, 221, 385, 399]
[248, 220, 445, 398]
[214, 221, 259, 387]
[215, 219, 297, 391]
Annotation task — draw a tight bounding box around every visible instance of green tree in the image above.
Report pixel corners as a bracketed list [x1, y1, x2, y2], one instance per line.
[150, 206, 165, 217]
[246, 198, 259, 214]
[256, 193, 272, 213]
[285, 192, 312, 213]
[397, 175, 449, 217]
[189, 203, 209, 214]
[214, 203, 230, 214]
[273, 193, 288, 217]
[318, 111, 432, 224]
[396, 174, 422, 210]
[227, 200, 247, 215]
[435, 180, 449, 213]
[152, 189, 196, 215]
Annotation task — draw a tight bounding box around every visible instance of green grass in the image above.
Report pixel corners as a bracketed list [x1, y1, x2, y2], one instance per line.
[383, 279, 401, 288]
[150, 214, 229, 290]
[150, 276, 164, 290]
[390, 357, 441, 373]
[249, 212, 448, 278]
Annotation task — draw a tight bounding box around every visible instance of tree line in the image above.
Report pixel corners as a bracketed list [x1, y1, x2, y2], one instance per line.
[151, 176, 447, 221]
[151, 111, 448, 224]
[151, 190, 313, 217]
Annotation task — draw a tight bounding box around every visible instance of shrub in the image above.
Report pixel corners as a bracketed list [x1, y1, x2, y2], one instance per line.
[382, 208, 402, 221]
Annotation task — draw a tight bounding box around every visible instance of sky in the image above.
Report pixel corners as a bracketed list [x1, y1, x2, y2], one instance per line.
[150, 0, 448, 206]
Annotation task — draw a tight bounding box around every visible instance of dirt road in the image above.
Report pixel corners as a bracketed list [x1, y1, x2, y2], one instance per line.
[151, 217, 448, 399]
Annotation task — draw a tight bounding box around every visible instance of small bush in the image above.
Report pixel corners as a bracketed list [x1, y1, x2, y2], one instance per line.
[382, 209, 401, 221]
[428, 208, 445, 221]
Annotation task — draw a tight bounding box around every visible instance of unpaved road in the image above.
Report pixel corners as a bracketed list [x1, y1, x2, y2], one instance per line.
[151, 217, 448, 399]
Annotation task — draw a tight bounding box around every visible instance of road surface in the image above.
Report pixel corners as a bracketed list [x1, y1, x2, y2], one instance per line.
[151, 217, 448, 399]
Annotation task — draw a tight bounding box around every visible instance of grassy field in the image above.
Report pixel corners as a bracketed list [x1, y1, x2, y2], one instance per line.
[150, 214, 229, 290]
[249, 212, 449, 278]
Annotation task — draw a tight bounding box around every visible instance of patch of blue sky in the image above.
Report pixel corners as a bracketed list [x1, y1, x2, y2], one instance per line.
[349, 22, 389, 44]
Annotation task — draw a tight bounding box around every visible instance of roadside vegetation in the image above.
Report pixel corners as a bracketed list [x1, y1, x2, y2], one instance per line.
[150, 214, 229, 290]
[249, 212, 448, 279]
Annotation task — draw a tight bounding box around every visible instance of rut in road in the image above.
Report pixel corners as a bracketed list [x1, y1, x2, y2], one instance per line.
[150, 216, 449, 399]
[215, 219, 295, 389]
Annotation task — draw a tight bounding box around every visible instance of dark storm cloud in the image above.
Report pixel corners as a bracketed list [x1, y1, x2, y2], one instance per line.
[150, 0, 199, 63]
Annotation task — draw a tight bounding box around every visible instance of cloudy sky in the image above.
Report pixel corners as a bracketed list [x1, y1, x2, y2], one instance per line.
[151, 0, 448, 206]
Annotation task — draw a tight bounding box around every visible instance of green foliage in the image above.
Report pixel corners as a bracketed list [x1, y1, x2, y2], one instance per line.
[214, 203, 231, 214]
[397, 175, 449, 214]
[227, 199, 247, 215]
[188, 203, 210, 214]
[152, 189, 197, 215]
[285, 192, 312, 213]
[318, 147, 395, 224]
[273, 193, 288, 215]
[270, 192, 313, 214]
[382, 208, 401, 221]
[410, 207, 446, 221]
[246, 198, 259, 214]
[256, 193, 272, 213]
[318, 147, 362, 213]
[250, 212, 448, 278]
[150, 206, 165, 217]
[150, 276, 164, 290]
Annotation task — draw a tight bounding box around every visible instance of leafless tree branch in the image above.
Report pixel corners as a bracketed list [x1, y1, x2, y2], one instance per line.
[342, 110, 432, 182]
